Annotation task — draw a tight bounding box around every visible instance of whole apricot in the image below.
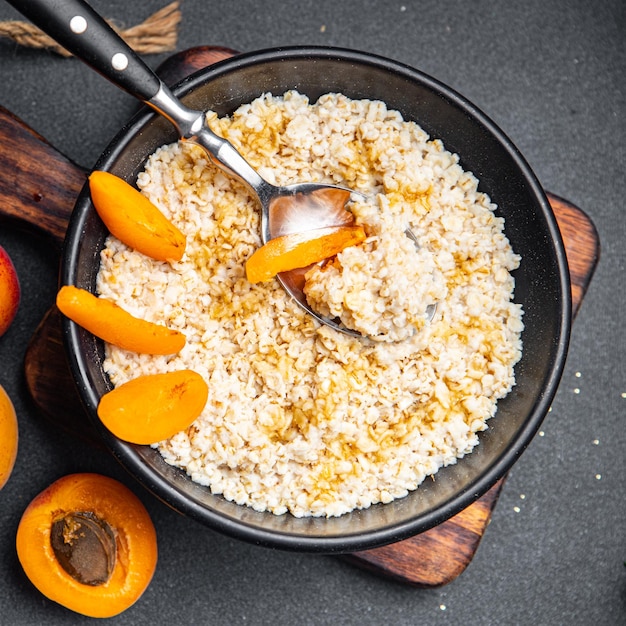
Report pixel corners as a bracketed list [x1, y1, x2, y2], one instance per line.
[0, 384, 18, 489]
[16, 473, 158, 618]
[0, 245, 20, 337]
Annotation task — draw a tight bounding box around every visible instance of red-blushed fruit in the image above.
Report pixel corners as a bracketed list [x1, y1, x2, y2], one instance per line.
[0, 245, 20, 337]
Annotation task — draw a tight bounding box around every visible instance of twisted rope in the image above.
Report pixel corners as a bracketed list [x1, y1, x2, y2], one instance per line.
[0, 2, 181, 57]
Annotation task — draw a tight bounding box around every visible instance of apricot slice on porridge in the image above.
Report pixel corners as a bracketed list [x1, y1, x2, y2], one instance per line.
[97, 370, 209, 445]
[57, 285, 186, 355]
[245, 224, 367, 283]
[0, 384, 18, 490]
[89, 170, 186, 262]
[16, 473, 157, 618]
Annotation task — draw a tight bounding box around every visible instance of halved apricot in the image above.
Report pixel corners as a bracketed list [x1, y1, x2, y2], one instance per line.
[16, 473, 157, 618]
[89, 170, 186, 262]
[245, 224, 367, 284]
[97, 370, 209, 445]
[0, 384, 18, 490]
[57, 285, 186, 355]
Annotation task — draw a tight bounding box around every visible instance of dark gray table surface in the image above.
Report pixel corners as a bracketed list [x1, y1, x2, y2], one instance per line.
[0, 1, 624, 624]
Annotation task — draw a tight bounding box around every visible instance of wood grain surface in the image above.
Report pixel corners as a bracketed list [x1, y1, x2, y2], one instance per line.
[0, 107, 85, 248]
[0, 47, 599, 588]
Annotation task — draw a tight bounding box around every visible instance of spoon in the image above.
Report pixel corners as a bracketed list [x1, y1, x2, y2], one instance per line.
[9, 0, 367, 335]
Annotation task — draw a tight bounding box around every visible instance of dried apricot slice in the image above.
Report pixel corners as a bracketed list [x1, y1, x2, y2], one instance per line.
[245, 225, 367, 284]
[0, 384, 18, 490]
[16, 473, 157, 618]
[97, 370, 209, 445]
[89, 170, 185, 262]
[57, 285, 186, 355]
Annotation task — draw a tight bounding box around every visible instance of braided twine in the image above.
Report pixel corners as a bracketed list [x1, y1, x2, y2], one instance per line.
[0, 2, 181, 56]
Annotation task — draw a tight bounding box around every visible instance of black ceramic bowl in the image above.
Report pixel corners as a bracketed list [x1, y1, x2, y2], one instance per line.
[61, 47, 571, 553]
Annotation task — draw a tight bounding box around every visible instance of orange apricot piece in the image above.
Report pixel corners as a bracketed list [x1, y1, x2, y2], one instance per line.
[0, 384, 18, 490]
[245, 224, 367, 284]
[57, 285, 186, 355]
[16, 473, 157, 618]
[89, 170, 185, 262]
[97, 370, 209, 445]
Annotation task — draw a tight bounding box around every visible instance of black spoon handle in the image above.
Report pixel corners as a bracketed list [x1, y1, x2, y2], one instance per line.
[6, 0, 160, 102]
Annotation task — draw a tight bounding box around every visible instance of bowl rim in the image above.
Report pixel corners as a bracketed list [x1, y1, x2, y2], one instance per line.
[61, 45, 572, 553]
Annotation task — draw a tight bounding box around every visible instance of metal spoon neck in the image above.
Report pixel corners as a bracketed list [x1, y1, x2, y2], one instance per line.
[148, 84, 272, 218]
[147, 84, 202, 137]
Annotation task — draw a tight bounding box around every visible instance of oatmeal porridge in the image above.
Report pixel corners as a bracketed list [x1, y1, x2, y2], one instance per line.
[96, 91, 523, 518]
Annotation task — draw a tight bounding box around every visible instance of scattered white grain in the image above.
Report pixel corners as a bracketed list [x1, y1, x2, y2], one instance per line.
[595, 474, 602, 480]
[513, 506, 521, 513]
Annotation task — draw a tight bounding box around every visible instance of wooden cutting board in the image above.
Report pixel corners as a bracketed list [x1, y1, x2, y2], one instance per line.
[0, 47, 599, 587]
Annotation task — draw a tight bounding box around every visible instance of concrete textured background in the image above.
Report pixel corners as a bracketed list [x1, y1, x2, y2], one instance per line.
[0, 1, 624, 624]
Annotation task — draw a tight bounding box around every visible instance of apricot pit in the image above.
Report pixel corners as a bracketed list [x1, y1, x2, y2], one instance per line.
[50, 511, 117, 586]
